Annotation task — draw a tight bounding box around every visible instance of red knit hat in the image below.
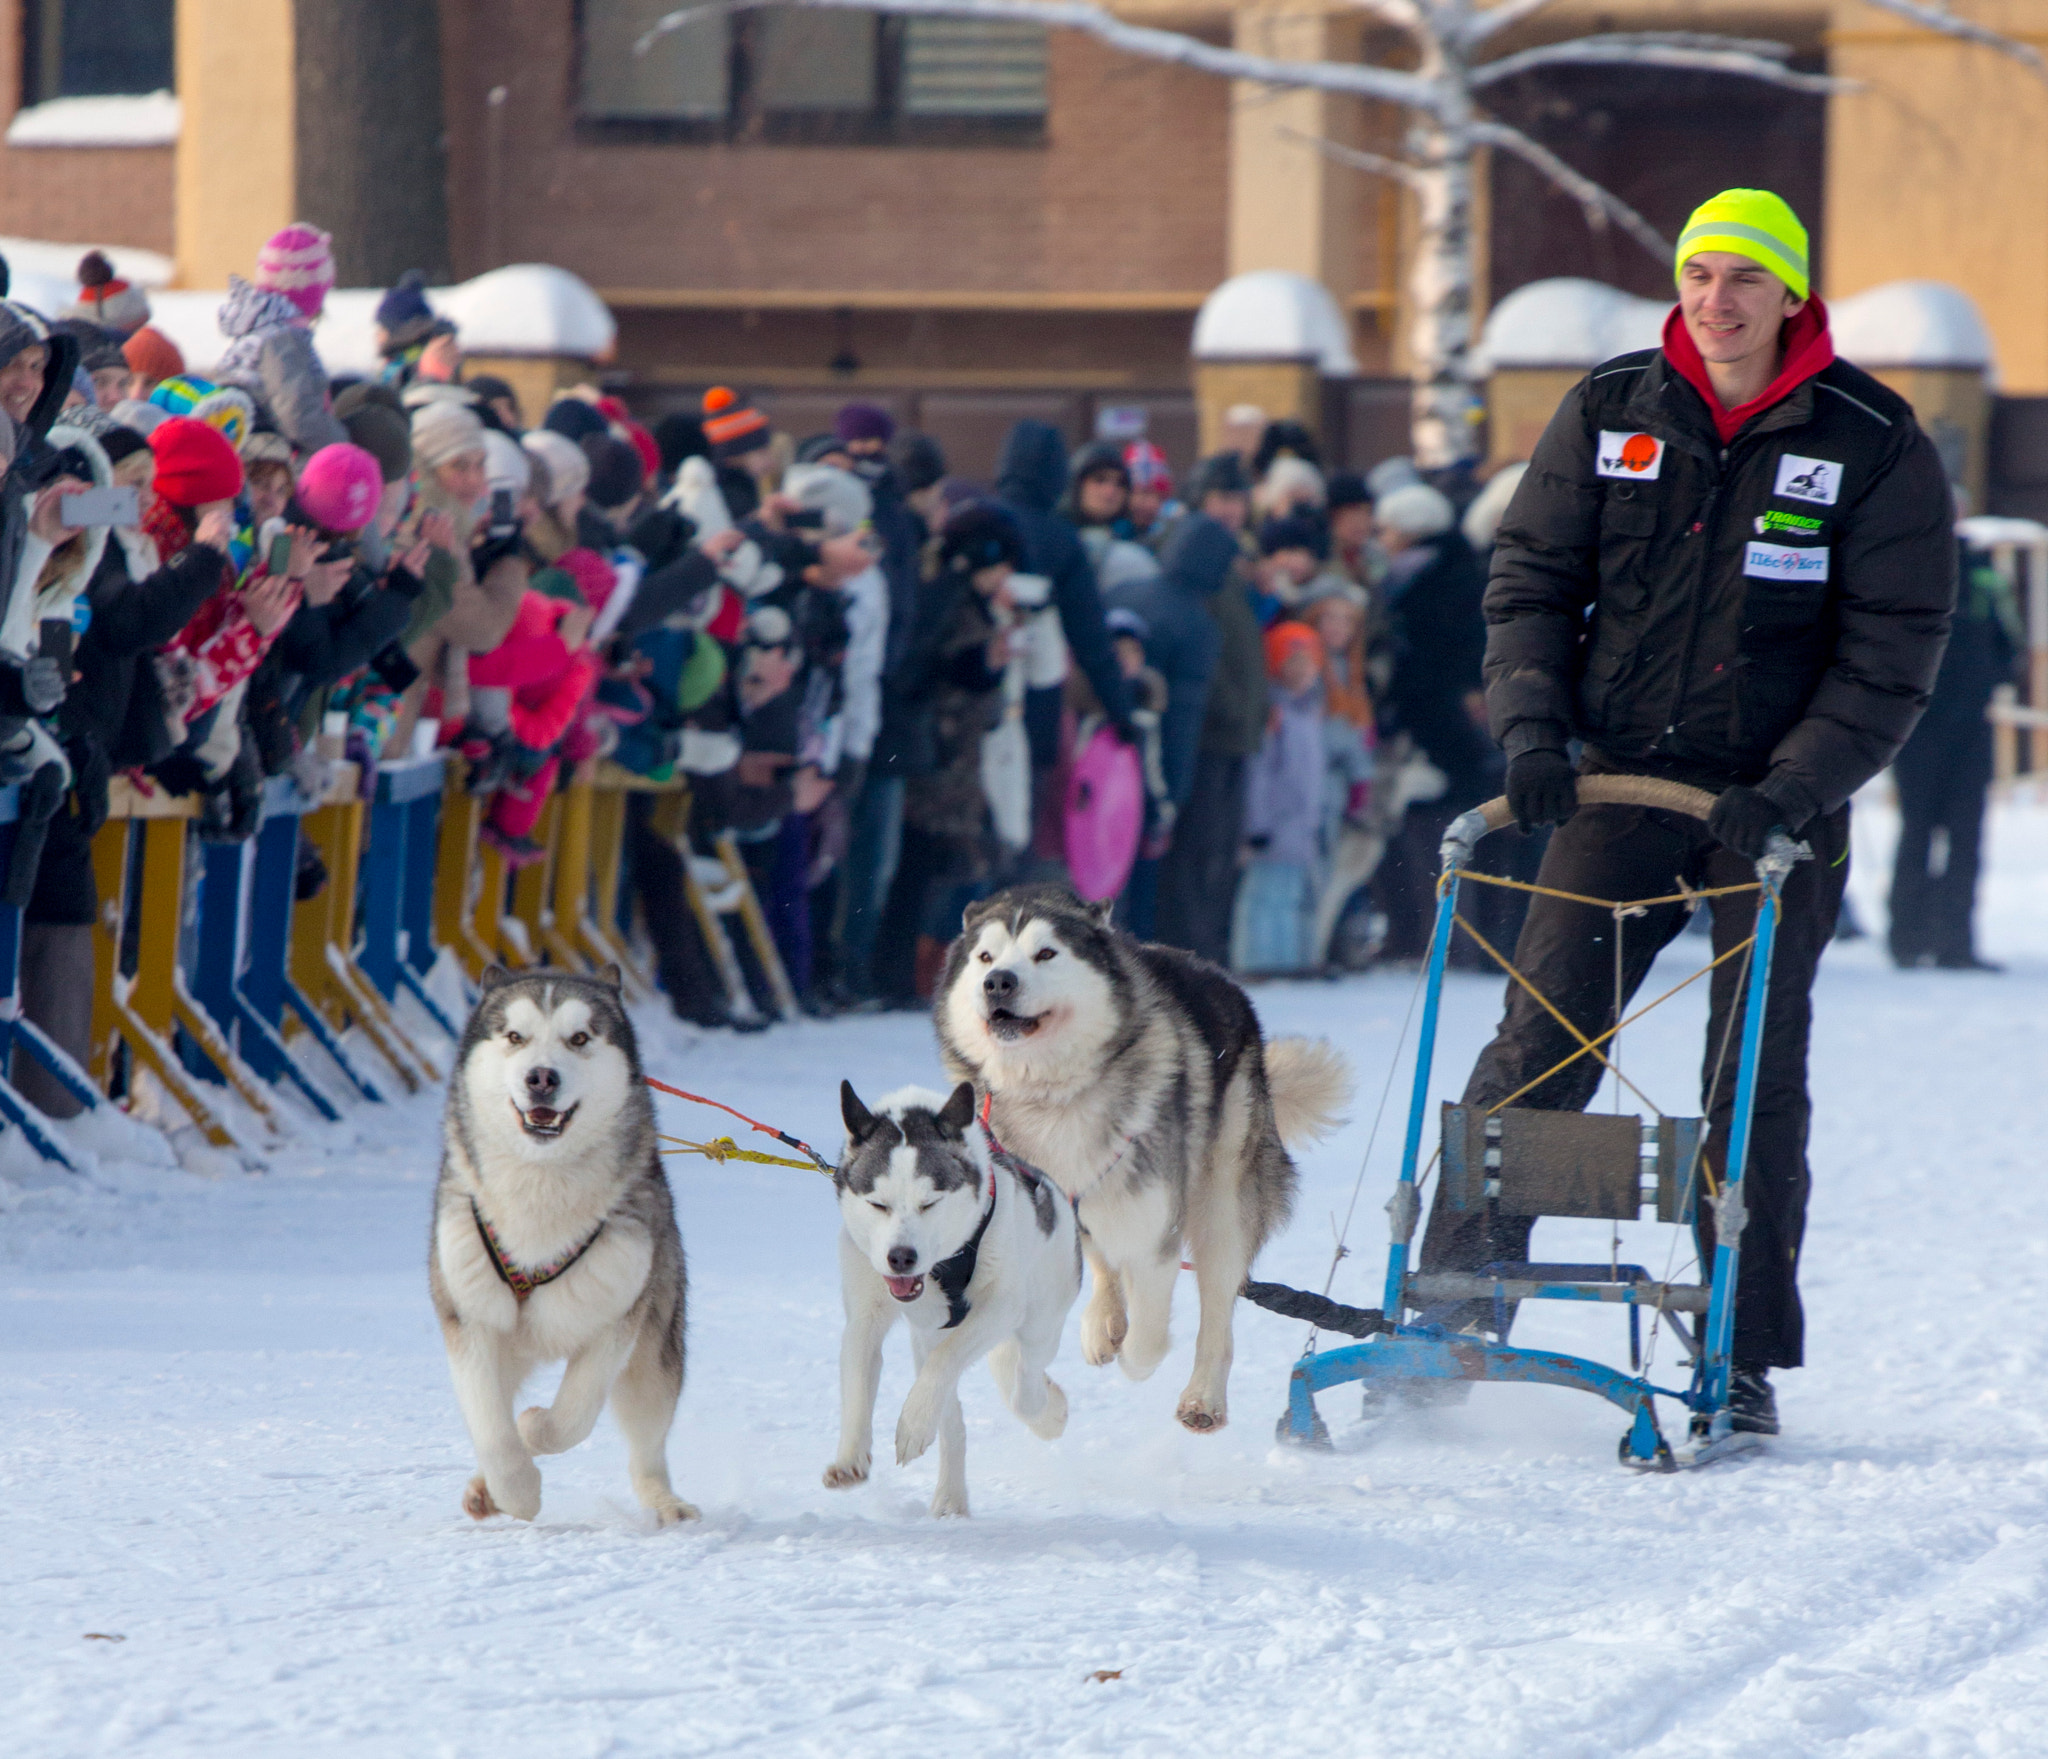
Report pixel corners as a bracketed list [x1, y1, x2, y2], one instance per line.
[122, 325, 184, 385]
[1264, 619, 1325, 679]
[149, 415, 245, 509]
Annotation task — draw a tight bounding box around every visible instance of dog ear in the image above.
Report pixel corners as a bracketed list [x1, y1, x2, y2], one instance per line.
[841, 1080, 877, 1144]
[936, 1081, 977, 1138]
[480, 963, 513, 993]
[1092, 897, 1117, 931]
[595, 962, 623, 990]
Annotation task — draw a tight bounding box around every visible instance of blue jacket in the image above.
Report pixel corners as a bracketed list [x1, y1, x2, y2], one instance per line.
[1106, 515, 1229, 805]
[994, 421, 1132, 763]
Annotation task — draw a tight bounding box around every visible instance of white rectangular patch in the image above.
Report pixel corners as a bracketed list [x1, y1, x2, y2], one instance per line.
[1596, 430, 1665, 481]
[1774, 453, 1842, 506]
[1743, 540, 1830, 584]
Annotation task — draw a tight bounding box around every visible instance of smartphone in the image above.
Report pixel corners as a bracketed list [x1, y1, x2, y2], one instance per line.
[488, 487, 518, 538]
[60, 486, 140, 528]
[267, 532, 294, 576]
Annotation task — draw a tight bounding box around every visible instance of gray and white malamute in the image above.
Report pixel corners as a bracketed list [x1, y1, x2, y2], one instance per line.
[937, 885, 1349, 1433]
[428, 965, 696, 1526]
[827, 1080, 1082, 1517]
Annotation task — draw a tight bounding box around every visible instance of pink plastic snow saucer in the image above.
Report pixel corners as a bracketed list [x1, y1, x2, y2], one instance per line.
[1064, 725, 1144, 902]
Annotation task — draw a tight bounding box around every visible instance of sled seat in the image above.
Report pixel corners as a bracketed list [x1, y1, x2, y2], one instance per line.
[1441, 1102, 1702, 1225]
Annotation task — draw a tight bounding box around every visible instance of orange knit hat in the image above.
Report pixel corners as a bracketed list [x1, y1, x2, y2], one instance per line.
[1264, 619, 1325, 678]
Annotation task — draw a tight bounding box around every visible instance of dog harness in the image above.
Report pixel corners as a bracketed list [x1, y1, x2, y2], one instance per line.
[979, 1092, 1131, 1211]
[470, 1199, 607, 1304]
[928, 1164, 997, 1330]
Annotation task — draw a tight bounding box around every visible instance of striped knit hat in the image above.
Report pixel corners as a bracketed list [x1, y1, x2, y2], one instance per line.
[253, 223, 336, 322]
[702, 386, 770, 461]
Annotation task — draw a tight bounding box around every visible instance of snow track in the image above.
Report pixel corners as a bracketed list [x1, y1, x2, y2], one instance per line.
[7, 793, 2048, 1756]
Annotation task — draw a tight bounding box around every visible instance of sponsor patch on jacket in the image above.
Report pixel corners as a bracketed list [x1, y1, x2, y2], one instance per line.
[1756, 509, 1823, 537]
[1597, 431, 1665, 480]
[1774, 453, 1842, 506]
[1743, 540, 1830, 583]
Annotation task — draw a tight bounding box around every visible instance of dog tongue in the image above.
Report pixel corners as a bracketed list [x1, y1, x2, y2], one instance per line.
[528, 1107, 558, 1126]
[885, 1274, 924, 1301]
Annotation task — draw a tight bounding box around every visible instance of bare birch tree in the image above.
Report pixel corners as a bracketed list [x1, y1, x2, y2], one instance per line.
[645, 0, 2045, 467]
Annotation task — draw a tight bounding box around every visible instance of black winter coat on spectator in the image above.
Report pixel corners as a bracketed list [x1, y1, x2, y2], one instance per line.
[1105, 515, 1228, 804]
[1383, 528, 1498, 801]
[994, 420, 1131, 762]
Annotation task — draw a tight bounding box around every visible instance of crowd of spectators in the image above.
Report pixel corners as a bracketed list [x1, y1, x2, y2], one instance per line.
[0, 221, 1534, 1068]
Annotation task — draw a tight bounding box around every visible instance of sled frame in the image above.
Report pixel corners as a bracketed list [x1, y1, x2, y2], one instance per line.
[1278, 794, 1805, 1468]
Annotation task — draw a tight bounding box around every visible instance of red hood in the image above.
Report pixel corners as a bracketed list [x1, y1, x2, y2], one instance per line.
[1662, 298, 1834, 445]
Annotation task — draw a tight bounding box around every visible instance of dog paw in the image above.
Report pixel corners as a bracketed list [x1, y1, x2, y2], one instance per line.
[895, 1395, 941, 1467]
[485, 1458, 542, 1520]
[1026, 1377, 1068, 1441]
[1119, 1328, 1170, 1382]
[516, 1406, 558, 1455]
[822, 1456, 871, 1489]
[645, 1492, 700, 1527]
[929, 1486, 971, 1519]
[461, 1474, 499, 1520]
[1175, 1390, 1228, 1433]
[1080, 1302, 1127, 1367]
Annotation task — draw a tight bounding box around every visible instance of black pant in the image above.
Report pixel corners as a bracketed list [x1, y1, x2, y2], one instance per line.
[624, 793, 727, 1025]
[1418, 800, 1850, 1371]
[1155, 751, 1245, 965]
[1889, 716, 1992, 966]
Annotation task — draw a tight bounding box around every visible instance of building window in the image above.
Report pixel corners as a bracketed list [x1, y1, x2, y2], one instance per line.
[22, 0, 175, 106]
[578, 1, 1046, 143]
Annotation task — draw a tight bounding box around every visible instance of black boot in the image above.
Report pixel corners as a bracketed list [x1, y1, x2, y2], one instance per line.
[1726, 1370, 1779, 1436]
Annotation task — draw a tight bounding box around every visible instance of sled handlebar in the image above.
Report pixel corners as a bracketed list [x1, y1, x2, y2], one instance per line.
[1441, 775, 1808, 877]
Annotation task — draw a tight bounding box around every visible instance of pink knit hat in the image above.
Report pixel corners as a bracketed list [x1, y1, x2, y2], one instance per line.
[295, 443, 383, 535]
[254, 224, 336, 321]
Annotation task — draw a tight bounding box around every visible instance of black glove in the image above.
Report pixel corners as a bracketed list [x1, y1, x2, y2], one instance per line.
[470, 528, 525, 579]
[1109, 714, 1140, 748]
[65, 731, 111, 839]
[1504, 749, 1578, 834]
[1707, 784, 1786, 862]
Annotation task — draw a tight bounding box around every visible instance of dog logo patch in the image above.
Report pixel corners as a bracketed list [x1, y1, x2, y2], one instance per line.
[1597, 431, 1664, 480]
[1743, 541, 1830, 584]
[1774, 454, 1842, 506]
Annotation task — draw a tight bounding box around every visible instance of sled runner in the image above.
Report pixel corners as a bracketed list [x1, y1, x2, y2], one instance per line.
[1260, 774, 1808, 1470]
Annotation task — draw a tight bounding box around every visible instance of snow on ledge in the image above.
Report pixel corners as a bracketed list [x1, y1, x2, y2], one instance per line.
[1481, 276, 1996, 378]
[145, 266, 616, 379]
[6, 91, 180, 149]
[1478, 279, 1665, 372]
[1831, 280, 1995, 373]
[1193, 271, 1357, 375]
[1959, 515, 2048, 550]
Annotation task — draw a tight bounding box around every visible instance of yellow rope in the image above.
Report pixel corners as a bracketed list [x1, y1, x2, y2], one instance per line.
[1452, 912, 1665, 1117]
[1480, 928, 1765, 1120]
[1454, 868, 1763, 912]
[657, 1133, 825, 1173]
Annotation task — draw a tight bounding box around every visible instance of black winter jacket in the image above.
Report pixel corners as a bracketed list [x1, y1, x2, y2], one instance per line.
[64, 537, 227, 767]
[1104, 515, 1226, 804]
[1485, 347, 1956, 826]
[994, 420, 1133, 744]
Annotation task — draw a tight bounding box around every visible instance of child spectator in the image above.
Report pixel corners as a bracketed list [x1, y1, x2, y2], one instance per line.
[1235, 620, 1370, 974]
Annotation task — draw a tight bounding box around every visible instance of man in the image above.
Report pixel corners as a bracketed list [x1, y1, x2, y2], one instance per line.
[1888, 536, 2018, 970]
[1154, 454, 1267, 962]
[1422, 189, 1954, 1438]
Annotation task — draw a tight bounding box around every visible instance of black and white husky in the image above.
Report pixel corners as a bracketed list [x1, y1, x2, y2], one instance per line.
[428, 966, 696, 1527]
[827, 1080, 1082, 1517]
[937, 885, 1349, 1434]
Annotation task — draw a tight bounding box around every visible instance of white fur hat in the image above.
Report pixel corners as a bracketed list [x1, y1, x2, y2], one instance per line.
[1374, 481, 1455, 541]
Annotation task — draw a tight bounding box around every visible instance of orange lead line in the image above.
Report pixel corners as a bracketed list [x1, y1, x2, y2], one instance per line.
[643, 1076, 834, 1173]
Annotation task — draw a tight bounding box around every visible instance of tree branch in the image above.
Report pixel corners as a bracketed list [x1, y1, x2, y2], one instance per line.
[1857, 0, 2048, 85]
[1460, 0, 1568, 49]
[1467, 121, 1672, 260]
[637, 0, 1443, 111]
[1474, 34, 1846, 93]
[1279, 125, 1428, 190]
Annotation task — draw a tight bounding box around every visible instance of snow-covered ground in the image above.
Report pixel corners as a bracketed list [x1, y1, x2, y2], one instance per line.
[8, 791, 2048, 1757]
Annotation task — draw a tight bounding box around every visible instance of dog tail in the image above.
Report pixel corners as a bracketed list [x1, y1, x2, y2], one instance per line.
[1266, 1036, 1351, 1147]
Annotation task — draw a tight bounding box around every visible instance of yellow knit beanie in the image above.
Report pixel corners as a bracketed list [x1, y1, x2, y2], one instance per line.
[1674, 189, 1810, 301]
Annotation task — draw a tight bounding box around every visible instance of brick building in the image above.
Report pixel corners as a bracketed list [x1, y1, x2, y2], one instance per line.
[1, 1, 2044, 481]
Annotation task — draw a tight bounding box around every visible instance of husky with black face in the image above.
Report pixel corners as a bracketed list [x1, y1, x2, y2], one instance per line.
[428, 965, 695, 1528]
[827, 1080, 1082, 1518]
[936, 884, 1350, 1434]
